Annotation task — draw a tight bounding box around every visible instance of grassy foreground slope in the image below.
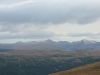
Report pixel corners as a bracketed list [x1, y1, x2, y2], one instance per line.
[50, 62, 100, 75]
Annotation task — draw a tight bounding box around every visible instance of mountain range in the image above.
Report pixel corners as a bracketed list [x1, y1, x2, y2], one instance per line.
[0, 39, 100, 51]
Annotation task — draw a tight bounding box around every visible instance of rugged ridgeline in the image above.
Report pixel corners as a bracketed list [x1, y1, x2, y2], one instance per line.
[0, 39, 100, 51]
[50, 62, 100, 75]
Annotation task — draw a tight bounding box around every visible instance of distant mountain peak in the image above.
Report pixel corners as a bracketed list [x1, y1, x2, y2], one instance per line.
[80, 39, 96, 44]
[45, 39, 54, 42]
[15, 41, 24, 44]
[0, 39, 100, 51]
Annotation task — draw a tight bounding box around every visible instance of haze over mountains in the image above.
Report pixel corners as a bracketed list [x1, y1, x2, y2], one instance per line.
[0, 39, 100, 51]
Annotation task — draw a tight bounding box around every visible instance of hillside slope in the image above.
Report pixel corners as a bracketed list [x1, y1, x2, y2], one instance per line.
[50, 62, 100, 75]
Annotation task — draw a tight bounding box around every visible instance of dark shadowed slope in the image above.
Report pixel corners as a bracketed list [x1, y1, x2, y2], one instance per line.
[50, 62, 100, 75]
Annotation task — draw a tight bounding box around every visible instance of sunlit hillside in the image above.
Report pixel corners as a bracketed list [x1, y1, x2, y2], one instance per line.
[50, 62, 100, 75]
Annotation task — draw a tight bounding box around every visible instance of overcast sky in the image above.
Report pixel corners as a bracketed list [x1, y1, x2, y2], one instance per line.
[0, 0, 100, 43]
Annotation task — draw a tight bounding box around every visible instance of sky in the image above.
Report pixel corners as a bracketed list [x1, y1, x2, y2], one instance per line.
[0, 0, 100, 43]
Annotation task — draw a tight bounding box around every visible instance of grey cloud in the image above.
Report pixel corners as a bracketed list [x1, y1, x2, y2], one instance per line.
[68, 33, 100, 38]
[0, 23, 55, 39]
[0, 0, 100, 25]
[0, 0, 28, 4]
[0, 31, 54, 39]
[0, 0, 100, 41]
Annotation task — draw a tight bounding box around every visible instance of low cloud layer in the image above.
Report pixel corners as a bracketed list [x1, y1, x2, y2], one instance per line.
[0, 31, 54, 39]
[68, 32, 100, 38]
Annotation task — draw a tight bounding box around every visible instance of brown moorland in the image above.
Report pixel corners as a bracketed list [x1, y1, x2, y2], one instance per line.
[50, 62, 100, 75]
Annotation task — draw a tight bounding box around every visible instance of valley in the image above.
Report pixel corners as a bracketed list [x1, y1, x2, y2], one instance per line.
[0, 50, 100, 75]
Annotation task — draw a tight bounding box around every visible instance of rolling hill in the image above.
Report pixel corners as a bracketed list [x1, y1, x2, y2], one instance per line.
[50, 62, 100, 75]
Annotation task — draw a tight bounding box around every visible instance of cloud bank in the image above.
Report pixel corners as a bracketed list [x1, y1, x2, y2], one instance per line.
[0, 0, 100, 42]
[0, 0, 100, 24]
